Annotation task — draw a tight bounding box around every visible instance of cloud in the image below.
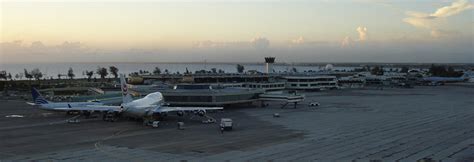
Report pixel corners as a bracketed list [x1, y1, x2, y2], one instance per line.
[193, 40, 260, 49]
[287, 37, 331, 48]
[193, 40, 218, 48]
[193, 37, 270, 50]
[354, 0, 394, 7]
[2, 37, 472, 63]
[192, 37, 270, 49]
[356, 26, 368, 41]
[0, 41, 97, 63]
[250, 37, 270, 50]
[405, 11, 436, 19]
[57, 41, 85, 51]
[403, 17, 433, 29]
[0, 40, 23, 51]
[430, 29, 460, 38]
[403, 0, 474, 38]
[341, 26, 368, 48]
[291, 36, 306, 44]
[431, 0, 474, 18]
[341, 36, 355, 48]
[30, 41, 45, 49]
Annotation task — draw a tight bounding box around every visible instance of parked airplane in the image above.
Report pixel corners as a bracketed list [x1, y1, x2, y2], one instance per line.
[28, 74, 222, 124]
[97, 74, 223, 123]
[27, 88, 106, 116]
[422, 73, 469, 85]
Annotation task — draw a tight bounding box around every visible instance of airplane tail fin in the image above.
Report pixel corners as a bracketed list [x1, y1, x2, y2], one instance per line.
[120, 74, 133, 103]
[31, 88, 49, 104]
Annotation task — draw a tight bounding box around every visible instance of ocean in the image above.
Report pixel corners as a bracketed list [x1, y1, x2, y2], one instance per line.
[0, 62, 354, 79]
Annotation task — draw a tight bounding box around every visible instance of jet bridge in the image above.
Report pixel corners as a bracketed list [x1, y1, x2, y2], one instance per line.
[258, 93, 305, 109]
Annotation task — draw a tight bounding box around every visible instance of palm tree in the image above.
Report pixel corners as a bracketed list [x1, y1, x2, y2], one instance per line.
[24, 69, 33, 80]
[109, 66, 119, 78]
[85, 71, 94, 81]
[236, 64, 245, 73]
[96, 67, 108, 80]
[67, 67, 75, 79]
[0, 71, 6, 80]
[153, 67, 161, 75]
[371, 66, 384, 75]
[185, 67, 190, 74]
[31, 68, 43, 80]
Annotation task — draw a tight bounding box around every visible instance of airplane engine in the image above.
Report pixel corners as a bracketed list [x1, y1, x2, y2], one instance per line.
[152, 112, 167, 120]
[103, 109, 118, 122]
[153, 112, 162, 117]
[66, 110, 80, 115]
[153, 112, 167, 117]
[177, 111, 184, 117]
[82, 110, 92, 118]
[107, 109, 115, 114]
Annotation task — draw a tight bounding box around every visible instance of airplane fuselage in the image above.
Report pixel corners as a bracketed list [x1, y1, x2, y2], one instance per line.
[422, 76, 468, 83]
[121, 92, 163, 118]
[39, 102, 103, 111]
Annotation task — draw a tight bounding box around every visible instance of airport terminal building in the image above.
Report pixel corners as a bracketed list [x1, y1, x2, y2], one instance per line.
[161, 84, 265, 106]
[283, 76, 338, 90]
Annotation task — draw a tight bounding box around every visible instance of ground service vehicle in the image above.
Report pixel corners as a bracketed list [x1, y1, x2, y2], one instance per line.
[220, 118, 233, 131]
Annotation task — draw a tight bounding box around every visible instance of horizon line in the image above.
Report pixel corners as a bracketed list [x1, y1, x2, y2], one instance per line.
[1, 61, 474, 65]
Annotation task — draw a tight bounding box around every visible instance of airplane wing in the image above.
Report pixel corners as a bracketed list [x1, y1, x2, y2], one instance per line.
[135, 105, 159, 109]
[154, 106, 223, 113]
[51, 105, 122, 112]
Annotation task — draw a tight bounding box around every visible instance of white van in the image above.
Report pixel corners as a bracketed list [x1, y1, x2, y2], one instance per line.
[220, 118, 233, 131]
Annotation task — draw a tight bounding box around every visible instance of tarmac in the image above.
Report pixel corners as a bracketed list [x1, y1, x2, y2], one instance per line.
[1, 85, 473, 161]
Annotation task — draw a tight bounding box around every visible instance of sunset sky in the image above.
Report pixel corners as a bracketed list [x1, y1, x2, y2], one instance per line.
[1, 0, 473, 63]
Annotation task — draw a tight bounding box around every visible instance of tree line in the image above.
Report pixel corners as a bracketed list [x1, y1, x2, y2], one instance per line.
[0, 66, 120, 81]
[428, 64, 463, 77]
[352, 65, 411, 75]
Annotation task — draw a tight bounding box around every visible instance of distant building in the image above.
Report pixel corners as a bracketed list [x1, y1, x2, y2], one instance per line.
[242, 82, 286, 91]
[284, 76, 338, 90]
[161, 84, 264, 106]
[338, 76, 365, 88]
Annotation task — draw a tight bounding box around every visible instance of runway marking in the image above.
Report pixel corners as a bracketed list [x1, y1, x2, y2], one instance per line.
[0, 115, 86, 131]
[5, 114, 24, 118]
[0, 151, 17, 157]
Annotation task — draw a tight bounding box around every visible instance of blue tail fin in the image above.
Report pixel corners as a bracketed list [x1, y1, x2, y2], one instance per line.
[31, 88, 48, 104]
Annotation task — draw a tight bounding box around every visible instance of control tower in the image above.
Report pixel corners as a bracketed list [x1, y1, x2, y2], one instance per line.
[264, 57, 275, 74]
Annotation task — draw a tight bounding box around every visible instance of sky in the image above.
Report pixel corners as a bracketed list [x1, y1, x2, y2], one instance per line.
[1, 0, 473, 63]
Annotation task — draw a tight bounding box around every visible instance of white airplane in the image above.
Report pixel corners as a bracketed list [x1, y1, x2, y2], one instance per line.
[27, 88, 107, 116]
[40, 74, 223, 124]
[98, 74, 223, 123]
[422, 74, 469, 85]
